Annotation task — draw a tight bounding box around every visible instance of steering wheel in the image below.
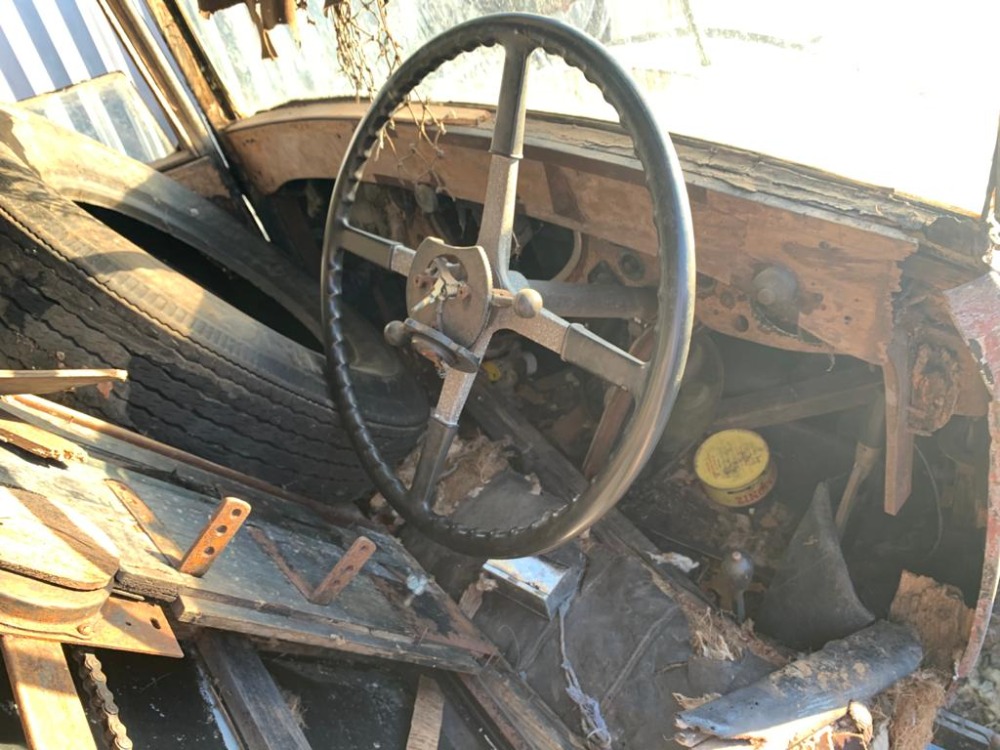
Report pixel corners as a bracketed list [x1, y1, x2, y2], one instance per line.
[322, 13, 694, 558]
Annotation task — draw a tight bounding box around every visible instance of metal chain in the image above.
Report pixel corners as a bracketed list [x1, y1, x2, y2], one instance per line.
[75, 650, 134, 750]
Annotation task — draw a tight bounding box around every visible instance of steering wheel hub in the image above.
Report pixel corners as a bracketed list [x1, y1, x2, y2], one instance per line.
[405, 237, 493, 348]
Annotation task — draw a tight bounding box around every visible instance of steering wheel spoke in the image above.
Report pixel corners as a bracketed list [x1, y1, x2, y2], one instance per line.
[334, 220, 415, 275]
[531, 280, 658, 320]
[506, 308, 648, 395]
[406, 367, 477, 510]
[477, 39, 534, 275]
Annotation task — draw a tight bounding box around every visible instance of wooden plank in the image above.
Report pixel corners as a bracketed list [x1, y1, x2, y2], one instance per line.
[0, 485, 118, 590]
[0, 369, 125, 396]
[1, 394, 366, 529]
[197, 631, 311, 750]
[106, 478, 184, 565]
[406, 676, 445, 750]
[222, 108, 920, 364]
[713, 367, 882, 430]
[883, 331, 915, 514]
[1, 635, 98, 750]
[174, 595, 483, 673]
[0, 418, 85, 462]
[0, 408, 490, 673]
[455, 660, 586, 750]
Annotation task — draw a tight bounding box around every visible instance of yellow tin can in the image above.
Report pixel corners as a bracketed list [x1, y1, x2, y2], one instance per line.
[694, 429, 776, 509]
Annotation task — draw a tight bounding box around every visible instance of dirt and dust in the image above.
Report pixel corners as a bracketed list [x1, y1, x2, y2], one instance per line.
[370, 431, 511, 517]
[889, 570, 974, 673]
[886, 671, 948, 750]
[953, 603, 1000, 729]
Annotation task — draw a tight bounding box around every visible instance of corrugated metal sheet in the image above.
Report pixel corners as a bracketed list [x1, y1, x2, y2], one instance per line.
[0, 0, 177, 161]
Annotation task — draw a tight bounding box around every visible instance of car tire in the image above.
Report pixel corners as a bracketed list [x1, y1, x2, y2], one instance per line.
[0, 141, 427, 501]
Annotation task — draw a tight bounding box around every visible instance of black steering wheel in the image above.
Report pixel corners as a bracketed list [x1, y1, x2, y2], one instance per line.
[322, 13, 694, 558]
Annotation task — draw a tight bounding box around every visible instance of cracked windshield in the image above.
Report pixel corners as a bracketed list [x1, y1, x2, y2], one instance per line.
[184, 0, 997, 213]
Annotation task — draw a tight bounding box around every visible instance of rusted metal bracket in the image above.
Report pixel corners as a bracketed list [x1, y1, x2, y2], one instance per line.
[0, 596, 182, 658]
[309, 535, 377, 605]
[248, 525, 376, 605]
[109, 480, 249, 577]
[179, 496, 251, 577]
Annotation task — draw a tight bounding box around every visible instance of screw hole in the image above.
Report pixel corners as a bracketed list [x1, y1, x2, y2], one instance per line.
[215, 525, 228, 534]
[734, 315, 750, 333]
[204, 546, 216, 556]
[150, 618, 162, 630]
[231, 508, 242, 518]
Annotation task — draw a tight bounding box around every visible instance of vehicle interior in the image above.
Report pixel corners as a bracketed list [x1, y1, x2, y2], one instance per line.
[0, 1, 996, 749]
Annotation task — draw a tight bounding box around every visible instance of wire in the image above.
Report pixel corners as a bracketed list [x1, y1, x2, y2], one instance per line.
[914, 442, 944, 556]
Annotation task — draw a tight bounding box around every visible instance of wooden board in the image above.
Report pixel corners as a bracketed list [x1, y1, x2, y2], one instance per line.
[175, 596, 481, 673]
[0, 369, 125, 395]
[0, 422, 489, 674]
[406, 676, 445, 750]
[0, 485, 118, 590]
[1, 635, 98, 750]
[223, 107, 922, 365]
[0, 418, 85, 462]
[197, 631, 311, 750]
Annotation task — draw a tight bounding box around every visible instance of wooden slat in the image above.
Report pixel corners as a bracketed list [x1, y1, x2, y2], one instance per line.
[456, 660, 586, 750]
[0, 369, 126, 395]
[406, 676, 445, 750]
[713, 367, 882, 430]
[0, 407, 489, 673]
[0, 418, 85, 462]
[1, 635, 98, 750]
[883, 331, 915, 514]
[197, 631, 311, 750]
[175, 595, 484, 673]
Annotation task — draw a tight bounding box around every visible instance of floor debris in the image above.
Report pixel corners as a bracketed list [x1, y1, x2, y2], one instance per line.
[886, 671, 948, 750]
[676, 621, 922, 746]
[889, 570, 974, 673]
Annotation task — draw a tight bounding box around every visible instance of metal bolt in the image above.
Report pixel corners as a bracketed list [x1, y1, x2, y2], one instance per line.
[77, 622, 94, 637]
[384, 320, 411, 348]
[513, 288, 543, 318]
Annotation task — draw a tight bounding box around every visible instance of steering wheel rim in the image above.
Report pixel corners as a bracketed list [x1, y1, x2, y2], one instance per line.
[322, 12, 695, 558]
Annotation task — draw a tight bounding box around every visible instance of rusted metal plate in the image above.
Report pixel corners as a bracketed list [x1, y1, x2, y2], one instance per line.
[0, 368, 126, 395]
[944, 270, 1000, 679]
[310, 535, 377, 605]
[1, 635, 99, 750]
[178, 496, 251, 577]
[0, 596, 182, 658]
[0, 567, 110, 637]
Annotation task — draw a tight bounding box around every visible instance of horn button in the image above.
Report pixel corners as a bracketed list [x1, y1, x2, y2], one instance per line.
[405, 237, 494, 350]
